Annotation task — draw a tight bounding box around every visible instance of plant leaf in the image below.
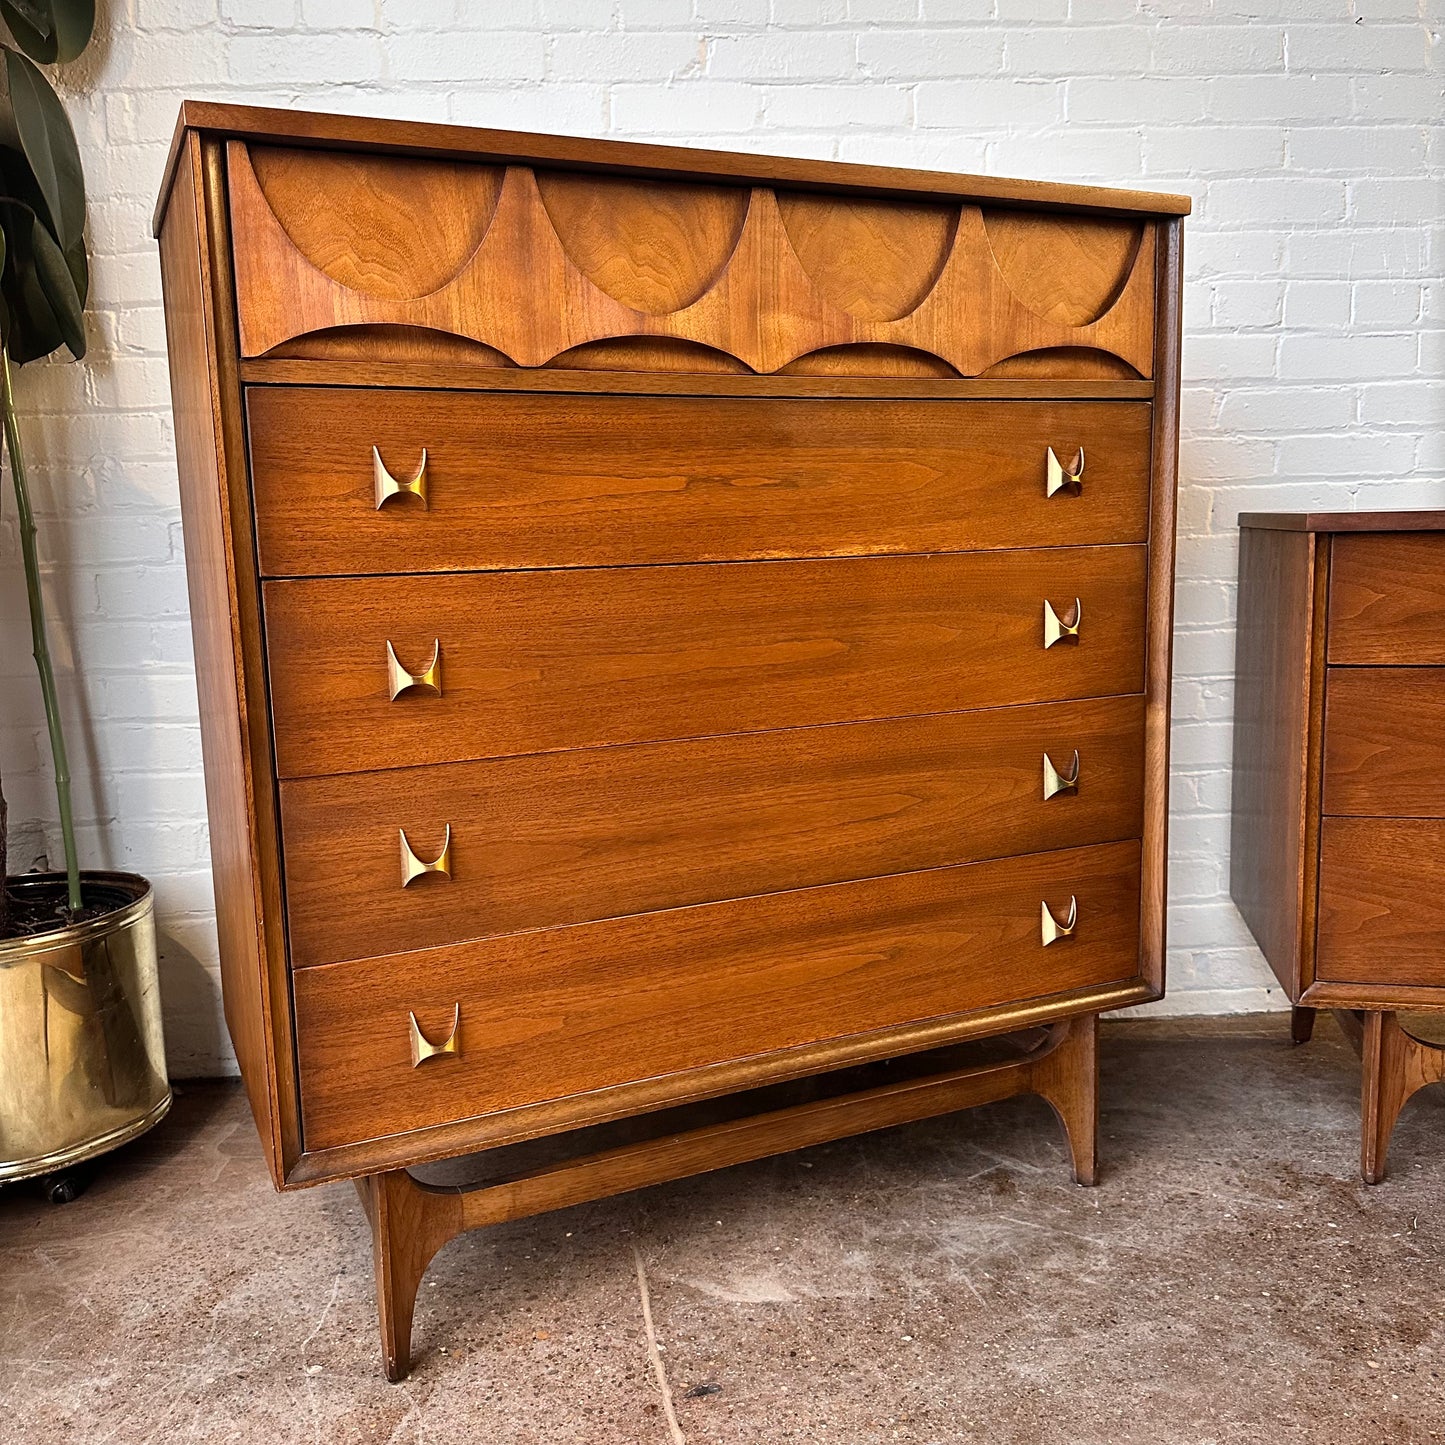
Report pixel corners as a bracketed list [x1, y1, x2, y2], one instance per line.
[2, 46, 84, 252]
[0, 2, 55, 64]
[0, 197, 81, 361]
[49, 0, 90, 61]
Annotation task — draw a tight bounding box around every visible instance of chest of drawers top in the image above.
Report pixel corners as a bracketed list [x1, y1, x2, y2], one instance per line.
[155, 104, 1185, 1188]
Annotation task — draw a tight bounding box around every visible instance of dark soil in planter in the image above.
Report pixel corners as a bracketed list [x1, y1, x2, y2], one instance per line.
[1, 876, 140, 942]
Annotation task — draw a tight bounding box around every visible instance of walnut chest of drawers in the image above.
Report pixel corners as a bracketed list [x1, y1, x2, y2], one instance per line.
[1233, 511, 1445, 1184]
[154, 103, 1186, 1377]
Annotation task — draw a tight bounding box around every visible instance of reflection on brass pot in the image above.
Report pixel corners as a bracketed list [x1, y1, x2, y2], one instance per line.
[0, 871, 171, 1182]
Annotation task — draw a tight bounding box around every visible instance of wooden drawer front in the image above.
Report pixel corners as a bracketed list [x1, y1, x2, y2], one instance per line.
[264, 545, 1146, 778]
[246, 388, 1152, 576]
[1317, 818, 1445, 986]
[281, 694, 1146, 967]
[1329, 533, 1445, 664]
[293, 839, 1142, 1151]
[1323, 668, 1445, 817]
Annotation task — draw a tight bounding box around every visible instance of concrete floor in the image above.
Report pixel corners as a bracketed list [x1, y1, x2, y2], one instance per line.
[2, 1015, 1443, 1445]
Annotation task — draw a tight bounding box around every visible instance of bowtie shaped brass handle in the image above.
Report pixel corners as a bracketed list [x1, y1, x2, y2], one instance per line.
[400, 824, 452, 887]
[1046, 446, 1084, 497]
[1041, 896, 1078, 946]
[409, 1004, 460, 1066]
[373, 446, 428, 509]
[386, 639, 442, 700]
[1043, 598, 1082, 648]
[1043, 749, 1081, 800]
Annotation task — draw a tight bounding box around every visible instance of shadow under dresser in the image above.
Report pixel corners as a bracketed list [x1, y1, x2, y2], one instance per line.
[154, 102, 1187, 1378]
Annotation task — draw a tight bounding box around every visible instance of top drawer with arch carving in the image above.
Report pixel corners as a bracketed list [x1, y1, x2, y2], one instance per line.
[226, 143, 1158, 380]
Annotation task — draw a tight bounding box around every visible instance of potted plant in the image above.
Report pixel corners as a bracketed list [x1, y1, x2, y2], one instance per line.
[0, 0, 169, 1202]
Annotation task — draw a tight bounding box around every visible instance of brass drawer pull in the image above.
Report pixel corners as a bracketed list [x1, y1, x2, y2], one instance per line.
[1046, 446, 1084, 497]
[373, 445, 428, 509]
[409, 1004, 460, 1066]
[1043, 749, 1081, 800]
[386, 639, 442, 699]
[1043, 597, 1082, 648]
[400, 824, 452, 886]
[1040, 896, 1078, 946]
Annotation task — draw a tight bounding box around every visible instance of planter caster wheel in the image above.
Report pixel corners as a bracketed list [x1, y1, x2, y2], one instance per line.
[40, 1164, 94, 1205]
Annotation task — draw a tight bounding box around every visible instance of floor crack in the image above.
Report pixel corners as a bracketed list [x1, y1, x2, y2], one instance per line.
[632, 1244, 686, 1445]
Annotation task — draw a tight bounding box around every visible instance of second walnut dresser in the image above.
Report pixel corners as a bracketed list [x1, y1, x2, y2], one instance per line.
[154, 104, 1187, 1378]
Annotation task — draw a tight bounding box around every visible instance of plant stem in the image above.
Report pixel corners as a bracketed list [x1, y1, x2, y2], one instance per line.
[2, 346, 80, 912]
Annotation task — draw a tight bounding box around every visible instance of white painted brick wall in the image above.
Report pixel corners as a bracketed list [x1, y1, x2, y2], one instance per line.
[0, 1, 1439, 1074]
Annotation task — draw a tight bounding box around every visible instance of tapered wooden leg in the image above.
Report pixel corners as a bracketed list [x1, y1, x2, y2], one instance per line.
[348, 1013, 1107, 1378]
[1290, 1005, 1316, 1046]
[1355, 1011, 1445, 1186]
[1030, 1012, 1099, 1186]
[356, 1171, 462, 1381]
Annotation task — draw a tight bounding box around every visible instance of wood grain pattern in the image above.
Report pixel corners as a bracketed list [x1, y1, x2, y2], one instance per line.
[294, 840, 1141, 1152]
[536, 170, 749, 313]
[358, 1011, 1099, 1379]
[1329, 533, 1445, 664]
[776, 191, 959, 321]
[245, 388, 1153, 576]
[1317, 817, 1445, 986]
[1229, 524, 1320, 1000]
[240, 355, 1156, 400]
[263, 545, 1148, 778]
[227, 143, 1158, 377]
[1323, 667, 1445, 817]
[156, 101, 1190, 242]
[1140, 217, 1183, 998]
[250, 146, 502, 299]
[156, 136, 299, 1186]
[280, 694, 1146, 967]
[984, 210, 1144, 327]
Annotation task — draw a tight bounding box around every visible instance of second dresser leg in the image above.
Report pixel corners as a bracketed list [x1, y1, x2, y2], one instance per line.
[1291, 1006, 1316, 1046]
[1031, 1012, 1099, 1187]
[1358, 1011, 1445, 1186]
[1361, 1011, 1409, 1186]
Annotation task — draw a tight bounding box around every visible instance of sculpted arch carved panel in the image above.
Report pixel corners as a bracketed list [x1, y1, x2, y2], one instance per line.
[229, 143, 1156, 379]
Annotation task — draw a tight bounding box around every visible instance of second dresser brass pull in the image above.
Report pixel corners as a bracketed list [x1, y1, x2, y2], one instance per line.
[400, 824, 452, 887]
[374, 446, 428, 509]
[386, 639, 442, 700]
[1046, 446, 1084, 497]
[1043, 749, 1081, 800]
[409, 1004, 460, 1066]
[1043, 598, 1082, 648]
[1041, 896, 1078, 946]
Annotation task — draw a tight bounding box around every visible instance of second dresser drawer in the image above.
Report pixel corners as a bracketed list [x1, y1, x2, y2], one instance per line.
[293, 839, 1143, 1152]
[1317, 818, 1445, 986]
[246, 388, 1152, 576]
[264, 545, 1147, 777]
[280, 694, 1146, 967]
[1323, 668, 1445, 816]
[1329, 533, 1445, 664]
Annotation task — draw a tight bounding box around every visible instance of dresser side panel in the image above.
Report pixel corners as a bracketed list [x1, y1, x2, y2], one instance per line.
[1230, 525, 1318, 995]
[159, 134, 293, 1184]
[1141, 217, 1184, 996]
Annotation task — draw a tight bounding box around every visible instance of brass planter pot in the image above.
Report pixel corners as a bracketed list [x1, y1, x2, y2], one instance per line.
[0, 871, 171, 1182]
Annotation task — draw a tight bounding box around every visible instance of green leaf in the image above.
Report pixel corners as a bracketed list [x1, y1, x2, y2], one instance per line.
[0, 197, 81, 361]
[0, 2, 55, 64]
[2, 46, 85, 252]
[49, 0, 91, 62]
